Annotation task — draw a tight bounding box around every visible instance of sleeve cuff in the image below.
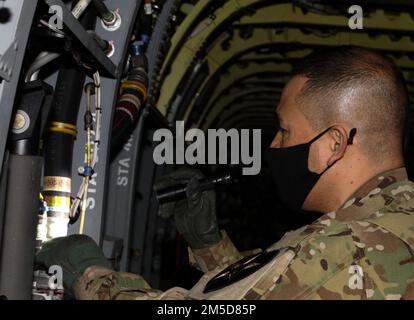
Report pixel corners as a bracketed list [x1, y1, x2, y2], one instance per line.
[188, 230, 243, 273]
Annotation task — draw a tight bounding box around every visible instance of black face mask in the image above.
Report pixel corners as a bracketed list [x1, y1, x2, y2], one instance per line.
[264, 127, 357, 212]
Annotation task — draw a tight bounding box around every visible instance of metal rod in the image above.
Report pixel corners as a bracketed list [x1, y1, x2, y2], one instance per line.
[0, 154, 43, 300]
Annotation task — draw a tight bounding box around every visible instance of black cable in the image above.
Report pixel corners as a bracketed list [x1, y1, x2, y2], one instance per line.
[110, 55, 149, 159]
[87, 30, 111, 53]
[43, 1, 97, 233]
[92, 0, 114, 22]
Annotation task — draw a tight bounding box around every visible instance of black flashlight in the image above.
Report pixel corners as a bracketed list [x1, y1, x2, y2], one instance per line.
[154, 168, 240, 205]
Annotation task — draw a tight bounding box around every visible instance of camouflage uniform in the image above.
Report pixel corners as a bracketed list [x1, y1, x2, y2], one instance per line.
[74, 167, 414, 300]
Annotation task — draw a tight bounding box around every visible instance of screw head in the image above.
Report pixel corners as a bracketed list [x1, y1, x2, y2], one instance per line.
[12, 110, 30, 134]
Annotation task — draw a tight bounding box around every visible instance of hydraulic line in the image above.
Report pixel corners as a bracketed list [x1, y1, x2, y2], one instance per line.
[92, 0, 114, 22]
[43, 67, 83, 241]
[87, 30, 115, 57]
[110, 40, 149, 159]
[70, 72, 102, 224]
[92, 0, 121, 31]
[72, 0, 93, 20]
[79, 83, 92, 235]
[25, 52, 61, 83]
[42, 2, 96, 243]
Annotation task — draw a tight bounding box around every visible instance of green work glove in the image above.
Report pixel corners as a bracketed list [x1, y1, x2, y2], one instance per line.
[155, 168, 221, 249]
[35, 234, 111, 295]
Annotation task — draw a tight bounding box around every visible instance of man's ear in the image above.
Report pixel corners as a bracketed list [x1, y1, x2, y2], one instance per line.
[327, 126, 348, 166]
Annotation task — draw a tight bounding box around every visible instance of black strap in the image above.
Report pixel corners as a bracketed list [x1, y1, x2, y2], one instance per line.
[203, 249, 280, 293]
[347, 128, 357, 145]
[309, 126, 357, 145]
[309, 126, 333, 144]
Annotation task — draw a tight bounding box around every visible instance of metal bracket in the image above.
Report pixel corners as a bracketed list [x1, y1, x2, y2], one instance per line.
[43, 0, 118, 78]
[0, 40, 18, 82]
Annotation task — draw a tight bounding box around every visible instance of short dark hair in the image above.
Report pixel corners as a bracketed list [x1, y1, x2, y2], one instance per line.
[292, 45, 408, 158]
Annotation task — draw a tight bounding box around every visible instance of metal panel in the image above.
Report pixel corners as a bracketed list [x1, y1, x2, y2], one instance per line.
[104, 112, 146, 270]
[0, 152, 9, 258]
[128, 130, 167, 285]
[68, 0, 141, 244]
[103, 0, 177, 271]
[0, 0, 38, 177]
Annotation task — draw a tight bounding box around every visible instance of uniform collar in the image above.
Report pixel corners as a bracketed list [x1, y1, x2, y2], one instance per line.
[329, 167, 408, 222]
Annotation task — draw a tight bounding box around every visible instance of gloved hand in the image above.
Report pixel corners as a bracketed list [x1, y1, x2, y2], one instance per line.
[155, 168, 221, 249]
[35, 234, 111, 295]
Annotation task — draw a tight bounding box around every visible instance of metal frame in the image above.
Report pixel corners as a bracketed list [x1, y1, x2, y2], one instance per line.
[43, 0, 118, 78]
[0, 0, 39, 177]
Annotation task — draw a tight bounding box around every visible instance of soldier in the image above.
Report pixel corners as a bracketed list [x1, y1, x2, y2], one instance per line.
[36, 46, 414, 299]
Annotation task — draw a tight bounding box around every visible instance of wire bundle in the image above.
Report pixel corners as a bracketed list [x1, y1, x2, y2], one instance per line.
[70, 71, 102, 233]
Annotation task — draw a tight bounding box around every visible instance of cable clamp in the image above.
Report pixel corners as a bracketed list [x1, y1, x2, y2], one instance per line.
[81, 166, 95, 178]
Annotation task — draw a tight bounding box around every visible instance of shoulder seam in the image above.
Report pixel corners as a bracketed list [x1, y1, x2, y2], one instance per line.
[290, 224, 360, 299]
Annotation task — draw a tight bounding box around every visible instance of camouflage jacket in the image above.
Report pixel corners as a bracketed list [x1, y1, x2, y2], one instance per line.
[74, 167, 414, 300]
